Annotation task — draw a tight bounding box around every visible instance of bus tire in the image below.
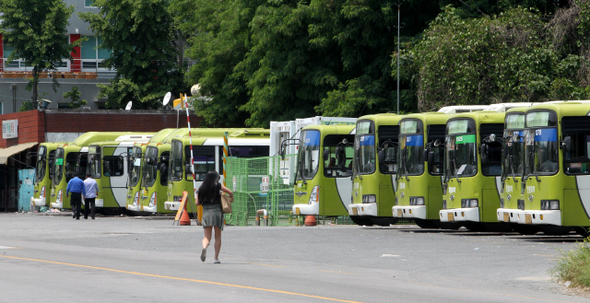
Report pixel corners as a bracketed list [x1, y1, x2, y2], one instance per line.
[575, 227, 590, 237]
[512, 224, 540, 235]
[541, 225, 573, 235]
[415, 219, 437, 229]
[350, 216, 373, 226]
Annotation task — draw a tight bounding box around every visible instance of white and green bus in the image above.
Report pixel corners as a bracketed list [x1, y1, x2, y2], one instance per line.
[291, 124, 356, 219]
[517, 102, 590, 235]
[438, 111, 509, 231]
[392, 112, 459, 228]
[85, 134, 153, 213]
[164, 129, 270, 212]
[50, 132, 136, 210]
[349, 114, 403, 226]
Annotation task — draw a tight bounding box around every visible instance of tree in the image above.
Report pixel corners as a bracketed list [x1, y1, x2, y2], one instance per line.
[79, 0, 184, 109]
[63, 86, 87, 108]
[0, 0, 78, 109]
[404, 6, 556, 111]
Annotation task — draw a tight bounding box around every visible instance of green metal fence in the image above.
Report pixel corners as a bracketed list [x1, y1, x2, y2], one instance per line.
[224, 155, 297, 226]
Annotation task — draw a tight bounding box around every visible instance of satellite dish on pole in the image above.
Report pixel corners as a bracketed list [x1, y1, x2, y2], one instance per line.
[163, 92, 172, 106]
[125, 101, 133, 111]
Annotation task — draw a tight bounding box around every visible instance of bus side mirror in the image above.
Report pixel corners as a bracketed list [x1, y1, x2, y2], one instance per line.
[185, 164, 192, 175]
[433, 139, 441, 147]
[561, 136, 571, 153]
[428, 151, 435, 164]
[378, 149, 384, 163]
[323, 148, 330, 160]
[480, 144, 489, 163]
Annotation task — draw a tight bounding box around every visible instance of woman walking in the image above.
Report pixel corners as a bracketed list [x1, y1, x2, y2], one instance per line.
[196, 171, 233, 264]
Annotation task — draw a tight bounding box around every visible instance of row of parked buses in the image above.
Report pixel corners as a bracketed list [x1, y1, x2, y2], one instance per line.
[29, 101, 590, 235]
[30, 128, 270, 215]
[289, 101, 590, 236]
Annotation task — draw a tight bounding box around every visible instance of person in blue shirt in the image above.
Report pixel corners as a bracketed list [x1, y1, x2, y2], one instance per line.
[83, 172, 99, 219]
[66, 173, 86, 220]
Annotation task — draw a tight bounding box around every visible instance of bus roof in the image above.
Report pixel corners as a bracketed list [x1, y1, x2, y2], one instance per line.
[300, 124, 356, 135]
[526, 101, 590, 117]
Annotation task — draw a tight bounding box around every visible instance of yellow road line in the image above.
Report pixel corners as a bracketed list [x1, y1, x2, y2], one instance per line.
[1, 255, 362, 303]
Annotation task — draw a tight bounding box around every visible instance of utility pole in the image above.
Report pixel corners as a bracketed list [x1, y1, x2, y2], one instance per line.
[397, 3, 401, 115]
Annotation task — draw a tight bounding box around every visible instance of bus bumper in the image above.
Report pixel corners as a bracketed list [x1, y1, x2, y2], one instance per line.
[164, 201, 180, 211]
[392, 205, 426, 219]
[126, 203, 140, 212]
[439, 208, 479, 222]
[31, 197, 46, 207]
[517, 210, 561, 226]
[292, 203, 319, 216]
[50, 201, 62, 208]
[95, 199, 104, 208]
[348, 203, 377, 216]
[496, 208, 522, 223]
[141, 204, 157, 213]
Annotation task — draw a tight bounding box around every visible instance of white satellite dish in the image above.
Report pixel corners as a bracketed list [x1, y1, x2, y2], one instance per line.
[125, 101, 133, 111]
[163, 92, 172, 106]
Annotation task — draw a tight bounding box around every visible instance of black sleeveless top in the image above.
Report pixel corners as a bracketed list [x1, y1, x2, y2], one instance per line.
[199, 183, 221, 205]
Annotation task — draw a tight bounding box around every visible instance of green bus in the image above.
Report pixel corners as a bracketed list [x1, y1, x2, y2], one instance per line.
[392, 112, 457, 228]
[125, 129, 178, 214]
[30, 142, 62, 208]
[292, 124, 356, 219]
[164, 129, 270, 212]
[438, 111, 509, 231]
[50, 132, 134, 210]
[517, 102, 590, 235]
[349, 114, 403, 226]
[86, 134, 153, 213]
[133, 128, 189, 214]
[496, 108, 540, 234]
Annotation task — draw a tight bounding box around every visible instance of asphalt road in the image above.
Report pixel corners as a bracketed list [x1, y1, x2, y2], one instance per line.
[0, 212, 588, 303]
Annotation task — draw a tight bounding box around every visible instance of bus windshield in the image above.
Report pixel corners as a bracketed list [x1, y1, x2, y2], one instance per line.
[323, 134, 354, 178]
[142, 146, 158, 187]
[502, 130, 524, 180]
[444, 134, 477, 180]
[35, 146, 47, 182]
[399, 134, 424, 176]
[88, 146, 101, 179]
[529, 128, 559, 175]
[53, 148, 65, 186]
[130, 146, 143, 187]
[297, 130, 320, 181]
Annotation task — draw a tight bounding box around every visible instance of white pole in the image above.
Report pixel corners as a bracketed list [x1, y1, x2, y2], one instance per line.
[397, 3, 400, 115]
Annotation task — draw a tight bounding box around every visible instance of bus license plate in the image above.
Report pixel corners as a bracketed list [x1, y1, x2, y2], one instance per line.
[447, 213, 454, 222]
[397, 209, 403, 217]
[525, 214, 532, 224]
[503, 212, 510, 222]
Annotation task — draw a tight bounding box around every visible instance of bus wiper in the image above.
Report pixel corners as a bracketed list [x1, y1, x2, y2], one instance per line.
[451, 159, 461, 183]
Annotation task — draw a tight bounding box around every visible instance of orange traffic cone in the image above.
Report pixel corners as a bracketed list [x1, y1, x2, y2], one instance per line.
[304, 215, 317, 226]
[179, 208, 191, 226]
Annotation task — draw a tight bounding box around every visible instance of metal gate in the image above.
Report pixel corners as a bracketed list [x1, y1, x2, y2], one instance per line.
[18, 169, 35, 212]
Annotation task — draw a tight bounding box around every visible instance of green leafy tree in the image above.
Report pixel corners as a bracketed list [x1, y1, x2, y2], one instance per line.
[79, 0, 184, 109]
[404, 6, 556, 111]
[63, 86, 87, 108]
[171, 0, 264, 127]
[0, 0, 78, 109]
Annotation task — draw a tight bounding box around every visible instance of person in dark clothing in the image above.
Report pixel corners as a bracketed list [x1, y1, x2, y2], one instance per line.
[196, 171, 233, 264]
[66, 173, 86, 220]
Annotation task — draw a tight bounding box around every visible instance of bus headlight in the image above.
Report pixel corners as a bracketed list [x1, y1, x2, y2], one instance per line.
[410, 197, 424, 205]
[149, 193, 157, 207]
[500, 198, 504, 208]
[442, 200, 447, 209]
[362, 195, 376, 203]
[133, 192, 140, 206]
[461, 199, 478, 208]
[57, 190, 63, 203]
[308, 186, 319, 205]
[541, 200, 559, 210]
[40, 186, 46, 198]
